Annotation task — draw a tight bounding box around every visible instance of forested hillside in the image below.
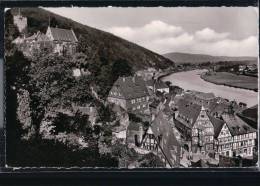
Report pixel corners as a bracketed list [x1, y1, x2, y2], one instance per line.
[9, 8, 174, 70]
[5, 8, 173, 167]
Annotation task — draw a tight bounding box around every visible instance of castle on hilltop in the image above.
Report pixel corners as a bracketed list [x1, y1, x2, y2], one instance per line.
[13, 23, 78, 57]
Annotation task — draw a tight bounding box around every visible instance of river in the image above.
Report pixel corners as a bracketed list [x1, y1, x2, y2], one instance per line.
[162, 69, 258, 107]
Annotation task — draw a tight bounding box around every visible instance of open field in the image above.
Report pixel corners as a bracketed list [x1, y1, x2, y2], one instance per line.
[201, 72, 258, 91]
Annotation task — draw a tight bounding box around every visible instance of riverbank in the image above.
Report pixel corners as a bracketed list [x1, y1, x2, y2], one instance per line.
[162, 69, 258, 107]
[201, 72, 258, 92]
[158, 67, 199, 80]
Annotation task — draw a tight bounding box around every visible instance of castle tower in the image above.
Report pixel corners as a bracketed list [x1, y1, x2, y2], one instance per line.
[13, 8, 27, 33]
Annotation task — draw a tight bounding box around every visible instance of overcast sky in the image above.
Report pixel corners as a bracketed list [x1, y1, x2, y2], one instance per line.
[45, 7, 258, 57]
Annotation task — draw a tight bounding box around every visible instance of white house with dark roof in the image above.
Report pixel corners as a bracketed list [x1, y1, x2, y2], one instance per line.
[45, 26, 78, 55]
[216, 113, 257, 158]
[107, 76, 150, 114]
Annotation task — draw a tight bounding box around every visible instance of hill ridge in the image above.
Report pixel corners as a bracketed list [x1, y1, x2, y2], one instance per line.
[163, 52, 257, 64]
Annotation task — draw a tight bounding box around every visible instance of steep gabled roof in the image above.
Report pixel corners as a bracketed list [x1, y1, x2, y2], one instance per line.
[176, 99, 202, 127]
[48, 27, 78, 42]
[240, 104, 258, 123]
[208, 101, 224, 113]
[208, 114, 225, 138]
[176, 98, 224, 137]
[112, 76, 149, 100]
[150, 111, 181, 167]
[222, 114, 257, 136]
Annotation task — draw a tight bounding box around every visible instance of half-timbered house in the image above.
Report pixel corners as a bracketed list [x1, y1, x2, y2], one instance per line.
[173, 99, 224, 154]
[217, 113, 257, 158]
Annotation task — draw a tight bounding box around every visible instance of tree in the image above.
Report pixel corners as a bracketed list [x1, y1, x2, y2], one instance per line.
[111, 59, 133, 81]
[28, 54, 76, 137]
[50, 17, 59, 27]
[4, 10, 20, 55]
[165, 81, 172, 87]
[6, 50, 31, 88]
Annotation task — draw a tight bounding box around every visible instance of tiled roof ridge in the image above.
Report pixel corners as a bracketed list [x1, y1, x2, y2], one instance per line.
[112, 76, 149, 100]
[142, 122, 174, 167]
[49, 26, 78, 42]
[222, 113, 257, 136]
[177, 99, 202, 126]
[49, 26, 73, 31]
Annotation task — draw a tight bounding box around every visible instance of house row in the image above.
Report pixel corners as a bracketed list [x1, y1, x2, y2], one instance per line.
[107, 75, 183, 167]
[173, 98, 257, 159]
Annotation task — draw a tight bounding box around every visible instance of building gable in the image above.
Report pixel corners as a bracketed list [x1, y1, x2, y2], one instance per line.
[218, 123, 232, 139]
[141, 127, 159, 151]
[193, 106, 214, 130]
[108, 84, 125, 99]
[46, 26, 54, 41]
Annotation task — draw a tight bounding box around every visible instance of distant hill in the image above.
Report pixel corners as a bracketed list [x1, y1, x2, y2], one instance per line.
[9, 8, 174, 71]
[163, 52, 257, 64]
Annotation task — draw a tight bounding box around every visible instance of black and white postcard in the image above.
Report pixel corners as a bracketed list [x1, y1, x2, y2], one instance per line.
[4, 7, 258, 168]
